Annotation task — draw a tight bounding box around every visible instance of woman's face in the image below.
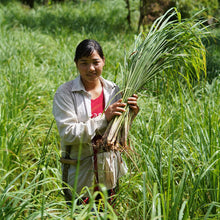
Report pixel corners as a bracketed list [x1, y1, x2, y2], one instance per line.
[76, 50, 105, 86]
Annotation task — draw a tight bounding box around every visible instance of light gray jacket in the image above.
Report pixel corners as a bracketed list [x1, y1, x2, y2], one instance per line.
[53, 76, 127, 194]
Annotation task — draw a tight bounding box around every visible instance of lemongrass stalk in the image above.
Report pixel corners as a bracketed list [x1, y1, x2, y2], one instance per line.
[102, 8, 208, 151]
[106, 106, 129, 145]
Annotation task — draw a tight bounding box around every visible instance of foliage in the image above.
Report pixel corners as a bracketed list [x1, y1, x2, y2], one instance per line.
[0, 1, 220, 219]
[175, 0, 219, 20]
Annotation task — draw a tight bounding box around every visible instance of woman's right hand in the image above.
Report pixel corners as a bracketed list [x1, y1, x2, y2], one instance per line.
[104, 99, 126, 122]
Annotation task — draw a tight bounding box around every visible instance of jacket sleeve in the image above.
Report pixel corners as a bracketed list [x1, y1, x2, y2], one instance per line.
[53, 91, 108, 146]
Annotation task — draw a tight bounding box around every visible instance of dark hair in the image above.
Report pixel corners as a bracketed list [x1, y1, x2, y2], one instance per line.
[74, 39, 104, 63]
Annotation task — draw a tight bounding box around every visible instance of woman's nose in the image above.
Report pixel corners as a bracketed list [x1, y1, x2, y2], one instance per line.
[89, 63, 95, 71]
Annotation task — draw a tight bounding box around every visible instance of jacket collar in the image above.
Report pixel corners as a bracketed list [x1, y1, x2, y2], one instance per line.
[71, 75, 116, 93]
[71, 75, 86, 92]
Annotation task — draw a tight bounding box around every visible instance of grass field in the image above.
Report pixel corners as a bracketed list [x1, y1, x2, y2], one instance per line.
[0, 1, 220, 219]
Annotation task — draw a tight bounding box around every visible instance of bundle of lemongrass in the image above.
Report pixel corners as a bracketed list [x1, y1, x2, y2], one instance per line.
[99, 8, 207, 152]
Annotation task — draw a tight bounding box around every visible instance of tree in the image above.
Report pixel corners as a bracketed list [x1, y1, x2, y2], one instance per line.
[138, 0, 175, 30]
[22, 0, 34, 8]
[124, 0, 132, 28]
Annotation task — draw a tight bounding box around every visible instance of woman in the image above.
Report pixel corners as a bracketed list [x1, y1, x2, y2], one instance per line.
[53, 39, 139, 204]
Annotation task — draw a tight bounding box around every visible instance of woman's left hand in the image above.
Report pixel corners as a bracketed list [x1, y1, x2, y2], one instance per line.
[127, 94, 139, 116]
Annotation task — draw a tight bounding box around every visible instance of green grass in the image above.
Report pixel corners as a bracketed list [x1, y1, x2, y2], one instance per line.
[0, 0, 220, 219]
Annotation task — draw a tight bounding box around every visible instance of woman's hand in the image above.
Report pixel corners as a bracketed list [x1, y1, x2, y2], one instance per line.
[127, 94, 139, 116]
[105, 99, 126, 122]
[104, 94, 139, 122]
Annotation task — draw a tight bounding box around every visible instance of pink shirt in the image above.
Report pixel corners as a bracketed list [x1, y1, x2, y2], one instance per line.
[91, 90, 104, 118]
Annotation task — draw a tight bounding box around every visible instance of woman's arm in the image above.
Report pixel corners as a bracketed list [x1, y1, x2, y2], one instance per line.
[53, 91, 107, 145]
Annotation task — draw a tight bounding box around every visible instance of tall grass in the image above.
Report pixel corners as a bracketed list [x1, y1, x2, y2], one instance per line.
[121, 77, 220, 219]
[0, 0, 220, 219]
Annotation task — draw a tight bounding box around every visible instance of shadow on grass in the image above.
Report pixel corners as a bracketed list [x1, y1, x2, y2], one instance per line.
[203, 30, 220, 81]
